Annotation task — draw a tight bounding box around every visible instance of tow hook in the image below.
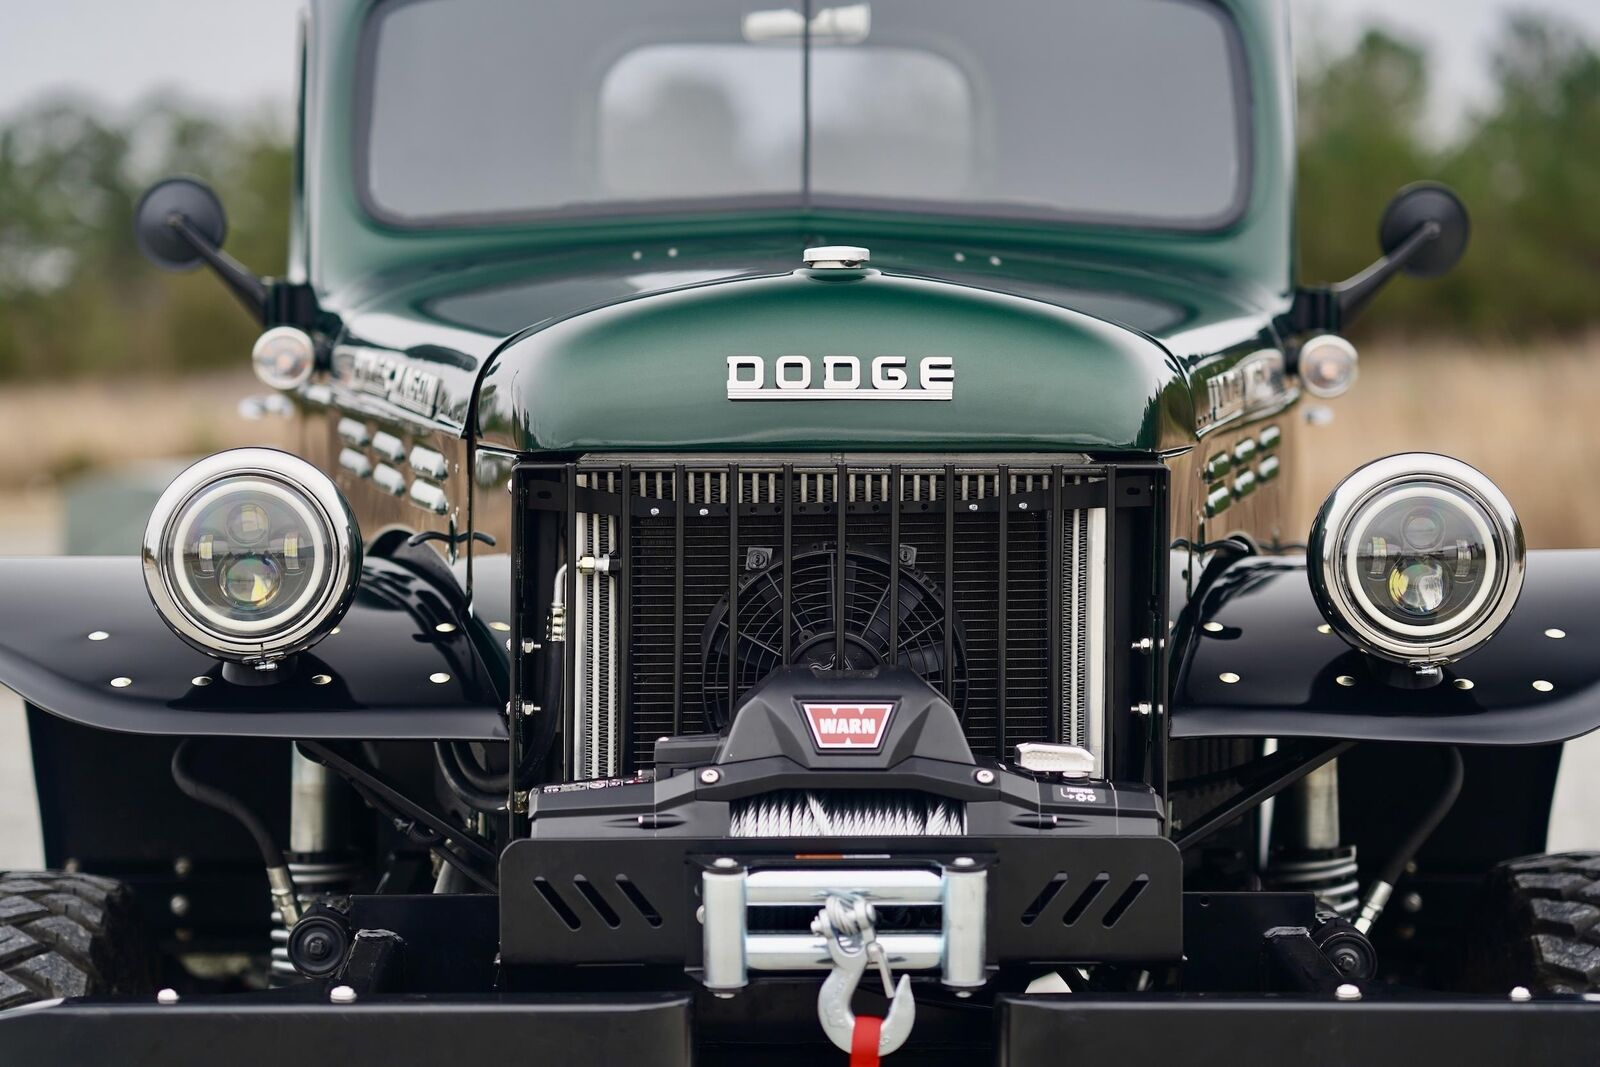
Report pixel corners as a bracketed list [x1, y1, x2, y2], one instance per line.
[813, 894, 916, 1059]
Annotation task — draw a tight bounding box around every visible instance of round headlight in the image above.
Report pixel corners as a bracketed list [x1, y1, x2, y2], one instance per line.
[142, 448, 360, 663]
[1309, 454, 1523, 668]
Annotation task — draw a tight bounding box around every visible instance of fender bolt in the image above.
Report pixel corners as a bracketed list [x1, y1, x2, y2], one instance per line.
[700, 768, 721, 784]
[974, 769, 996, 785]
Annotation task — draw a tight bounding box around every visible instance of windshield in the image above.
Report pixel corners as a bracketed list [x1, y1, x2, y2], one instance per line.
[358, 0, 1249, 231]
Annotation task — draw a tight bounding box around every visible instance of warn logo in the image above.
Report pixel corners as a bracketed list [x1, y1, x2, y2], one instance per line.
[801, 702, 896, 751]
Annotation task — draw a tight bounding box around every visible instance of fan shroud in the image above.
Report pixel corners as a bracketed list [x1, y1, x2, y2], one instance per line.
[699, 544, 968, 730]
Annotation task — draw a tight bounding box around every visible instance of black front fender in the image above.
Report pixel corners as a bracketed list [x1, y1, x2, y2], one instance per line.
[0, 555, 507, 740]
[1172, 549, 1600, 745]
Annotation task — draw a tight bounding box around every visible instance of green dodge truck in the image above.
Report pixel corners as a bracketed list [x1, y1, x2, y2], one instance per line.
[2, 2, 1598, 1064]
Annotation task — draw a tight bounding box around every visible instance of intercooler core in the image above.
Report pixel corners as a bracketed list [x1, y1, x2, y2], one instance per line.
[557, 460, 1110, 778]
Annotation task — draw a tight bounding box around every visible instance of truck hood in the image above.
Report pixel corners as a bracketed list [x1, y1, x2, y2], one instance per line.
[474, 266, 1194, 454]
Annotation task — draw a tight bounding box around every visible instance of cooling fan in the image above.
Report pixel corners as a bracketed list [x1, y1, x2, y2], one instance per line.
[700, 544, 968, 729]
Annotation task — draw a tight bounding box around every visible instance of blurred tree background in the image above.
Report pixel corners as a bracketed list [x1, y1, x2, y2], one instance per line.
[1297, 12, 1600, 336]
[0, 12, 1597, 383]
[0, 98, 288, 379]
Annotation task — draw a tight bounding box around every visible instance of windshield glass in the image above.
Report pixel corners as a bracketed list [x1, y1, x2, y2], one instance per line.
[359, 0, 1249, 231]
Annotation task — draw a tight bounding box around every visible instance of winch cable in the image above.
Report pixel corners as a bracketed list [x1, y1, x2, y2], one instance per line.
[1355, 746, 1465, 934]
[171, 738, 301, 925]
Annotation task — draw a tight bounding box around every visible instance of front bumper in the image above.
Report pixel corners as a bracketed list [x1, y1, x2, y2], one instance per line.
[4, 990, 1597, 1067]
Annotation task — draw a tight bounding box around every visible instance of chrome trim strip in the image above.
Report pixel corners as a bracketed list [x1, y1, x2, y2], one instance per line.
[1084, 506, 1107, 777]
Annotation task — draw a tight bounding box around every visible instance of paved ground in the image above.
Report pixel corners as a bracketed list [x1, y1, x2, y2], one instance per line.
[0, 489, 56, 868]
[0, 480, 1595, 870]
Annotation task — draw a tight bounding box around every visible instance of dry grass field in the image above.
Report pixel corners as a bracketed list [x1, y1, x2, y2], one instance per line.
[0, 339, 1596, 547]
[0, 369, 295, 491]
[1289, 337, 1600, 549]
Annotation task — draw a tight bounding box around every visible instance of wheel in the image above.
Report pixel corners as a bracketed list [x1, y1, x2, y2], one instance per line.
[1479, 852, 1600, 993]
[0, 870, 154, 1008]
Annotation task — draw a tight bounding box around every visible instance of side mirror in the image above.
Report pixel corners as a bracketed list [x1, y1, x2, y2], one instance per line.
[134, 177, 229, 272]
[1287, 182, 1471, 334]
[133, 176, 267, 322]
[1378, 182, 1470, 279]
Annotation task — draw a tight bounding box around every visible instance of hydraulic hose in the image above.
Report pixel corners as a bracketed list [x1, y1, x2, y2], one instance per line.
[171, 739, 300, 924]
[434, 742, 510, 813]
[1354, 746, 1465, 934]
[435, 635, 564, 812]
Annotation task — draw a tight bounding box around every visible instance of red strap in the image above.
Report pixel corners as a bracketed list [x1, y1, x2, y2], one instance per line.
[850, 1015, 883, 1067]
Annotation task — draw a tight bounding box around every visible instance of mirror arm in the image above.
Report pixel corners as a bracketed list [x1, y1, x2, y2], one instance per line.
[1332, 219, 1441, 322]
[166, 213, 270, 323]
[1285, 220, 1442, 336]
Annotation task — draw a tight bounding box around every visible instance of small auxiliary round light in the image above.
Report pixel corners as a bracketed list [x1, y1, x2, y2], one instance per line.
[142, 448, 360, 664]
[251, 326, 317, 391]
[1309, 454, 1523, 669]
[1298, 335, 1359, 399]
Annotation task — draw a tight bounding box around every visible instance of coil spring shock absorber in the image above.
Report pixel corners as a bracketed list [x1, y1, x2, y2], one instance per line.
[271, 749, 362, 984]
[1262, 761, 1361, 917]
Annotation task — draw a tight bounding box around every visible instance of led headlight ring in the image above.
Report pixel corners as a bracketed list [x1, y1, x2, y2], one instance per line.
[142, 448, 360, 663]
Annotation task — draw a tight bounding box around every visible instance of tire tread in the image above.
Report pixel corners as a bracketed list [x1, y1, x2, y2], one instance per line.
[1486, 851, 1600, 992]
[0, 870, 151, 1009]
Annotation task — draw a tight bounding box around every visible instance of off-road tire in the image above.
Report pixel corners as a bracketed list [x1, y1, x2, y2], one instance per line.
[1480, 852, 1600, 993]
[0, 870, 154, 1008]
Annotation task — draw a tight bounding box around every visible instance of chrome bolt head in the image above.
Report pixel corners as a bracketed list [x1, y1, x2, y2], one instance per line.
[1334, 983, 1362, 1001]
[156, 988, 180, 1005]
[329, 985, 358, 1004]
[700, 767, 721, 785]
[1510, 985, 1533, 1002]
[974, 769, 996, 785]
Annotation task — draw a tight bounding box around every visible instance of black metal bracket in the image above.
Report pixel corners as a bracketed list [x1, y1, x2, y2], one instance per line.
[166, 213, 271, 323]
[1173, 739, 1355, 850]
[1263, 925, 1350, 994]
[335, 929, 405, 995]
[1283, 220, 1443, 337]
[406, 530, 497, 549]
[297, 741, 498, 889]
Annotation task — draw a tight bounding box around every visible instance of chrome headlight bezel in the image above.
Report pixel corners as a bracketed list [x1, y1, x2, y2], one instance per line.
[1309, 453, 1524, 667]
[142, 448, 361, 663]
